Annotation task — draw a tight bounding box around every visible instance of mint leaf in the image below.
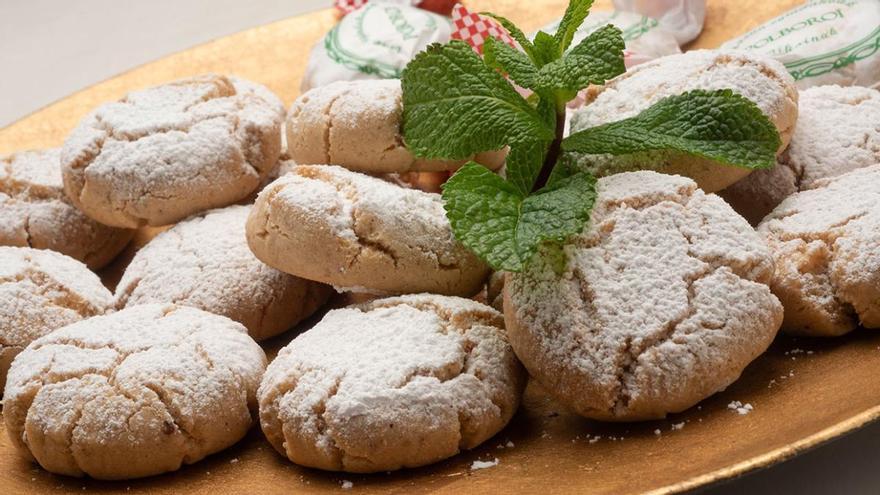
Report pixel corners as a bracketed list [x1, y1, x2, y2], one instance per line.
[563, 89, 781, 169]
[505, 139, 550, 195]
[518, 170, 597, 254]
[532, 31, 559, 67]
[534, 25, 625, 93]
[481, 13, 538, 63]
[483, 36, 538, 89]
[442, 162, 596, 272]
[442, 164, 525, 271]
[554, 0, 595, 53]
[402, 41, 554, 161]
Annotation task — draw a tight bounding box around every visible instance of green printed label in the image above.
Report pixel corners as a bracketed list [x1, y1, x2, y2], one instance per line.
[324, 3, 451, 78]
[724, 0, 878, 82]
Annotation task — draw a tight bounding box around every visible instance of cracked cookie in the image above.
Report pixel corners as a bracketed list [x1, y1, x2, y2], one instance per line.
[3, 304, 267, 480]
[115, 205, 332, 341]
[246, 165, 490, 296]
[61, 74, 285, 228]
[759, 165, 880, 337]
[258, 294, 526, 472]
[721, 85, 880, 224]
[505, 171, 783, 421]
[0, 149, 134, 269]
[569, 50, 798, 193]
[0, 246, 113, 391]
[286, 79, 506, 174]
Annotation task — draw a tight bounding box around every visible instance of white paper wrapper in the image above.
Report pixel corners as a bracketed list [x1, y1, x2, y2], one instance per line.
[723, 0, 880, 90]
[302, 1, 452, 91]
[613, 0, 706, 45]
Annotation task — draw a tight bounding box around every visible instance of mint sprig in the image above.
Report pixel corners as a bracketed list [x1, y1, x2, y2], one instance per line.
[401, 1, 781, 272]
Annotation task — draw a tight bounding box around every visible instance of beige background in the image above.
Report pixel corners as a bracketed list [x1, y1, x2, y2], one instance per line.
[0, 0, 326, 126]
[0, 1, 878, 493]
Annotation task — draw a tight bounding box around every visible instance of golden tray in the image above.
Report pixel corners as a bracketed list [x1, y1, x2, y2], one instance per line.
[3, 1, 877, 493]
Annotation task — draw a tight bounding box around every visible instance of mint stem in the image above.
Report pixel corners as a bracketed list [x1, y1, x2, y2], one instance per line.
[531, 108, 566, 192]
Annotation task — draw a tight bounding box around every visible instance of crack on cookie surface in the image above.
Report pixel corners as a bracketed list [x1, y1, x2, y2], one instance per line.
[512, 173, 779, 419]
[5, 306, 262, 478]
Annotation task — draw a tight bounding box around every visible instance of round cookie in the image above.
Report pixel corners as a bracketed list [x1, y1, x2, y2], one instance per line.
[505, 171, 783, 421]
[258, 294, 526, 473]
[61, 74, 285, 228]
[721, 85, 880, 224]
[286, 79, 506, 174]
[3, 304, 267, 480]
[0, 247, 113, 391]
[569, 50, 798, 193]
[0, 149, 133, 269]
[758, 165, 880, 337]
[116, 205, 332, 341]
[246, 164, 489, 296]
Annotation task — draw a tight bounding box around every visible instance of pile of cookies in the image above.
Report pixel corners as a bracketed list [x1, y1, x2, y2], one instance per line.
[1, 46, 878, 482]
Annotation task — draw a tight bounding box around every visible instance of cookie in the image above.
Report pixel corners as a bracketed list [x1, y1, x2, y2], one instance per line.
[286, 80, 505, 173]
[258, 294, 526, 472]
[246, 165, 489, 296]
[61, 74, 285, 228]
[0, 247, 113, 391]
[758, 165, 880, 337]
[0, 149, 133, 269]
[569, 50, 798, 193]
[116, 205, 332, 341]
[505, 171, 783, 421]
[3, 304, 266, 480]
[485, 271, 505, 312]
[721, 85, 880, 224]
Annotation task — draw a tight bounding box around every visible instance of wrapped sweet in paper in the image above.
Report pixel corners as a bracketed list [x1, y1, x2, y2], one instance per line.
[303, 1, 453, 91]
[723, 0, 880, 89]
[613, 0, 706, 44]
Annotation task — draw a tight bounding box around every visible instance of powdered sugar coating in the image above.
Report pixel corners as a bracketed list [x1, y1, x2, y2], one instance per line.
[3, 304, 267, 480]
[0, 149, 133, 269]
[61, 74, 285, 228]
[722, 85, 880, 224]
[246, 165, 489, 296]
[506, 171, 782, 421]
[258, 294, 525, 473]
[759, 165, 880, 336]
[0, 247, 113, 390]
[116, 205, 332, 341]
[569, 50, 798, 193]
[287, 80, 505, 173]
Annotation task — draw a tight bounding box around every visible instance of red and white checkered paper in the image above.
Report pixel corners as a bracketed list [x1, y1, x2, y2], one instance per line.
[450, 4, 517, 54]
[335, 0, 418, 15]
[335, 0, 460, 16]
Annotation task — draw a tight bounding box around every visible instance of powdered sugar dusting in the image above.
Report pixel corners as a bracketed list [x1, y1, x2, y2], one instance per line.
[572, 50, 796, 131]
[249, 164, 488, 295]
[470, 458, 499, 471]
[60, 74, 285, 228]
[569, 50, 797, 190]
[759, 165, 880, 336]
[728, 401, 753, 415]
[258, 294, 525, 472]
[1, 247, 113, 356]
[287, 80, 504, 174]
[722, 85, 880, 224]
[115, 205, 330, 341]
[508, 170, 782, 420]
[3, 304, 266, 479]
[0, 149, 133, 269]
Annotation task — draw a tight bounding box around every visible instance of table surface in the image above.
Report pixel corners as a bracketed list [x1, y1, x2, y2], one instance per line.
[1, 1, 879, 494]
